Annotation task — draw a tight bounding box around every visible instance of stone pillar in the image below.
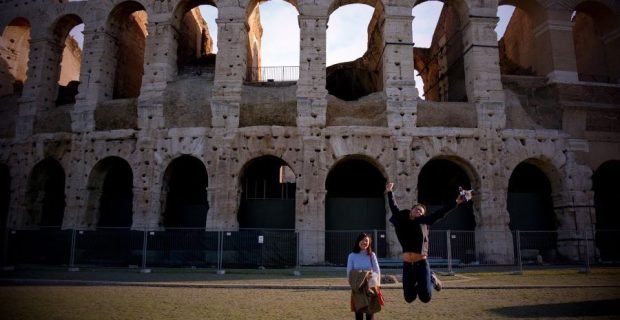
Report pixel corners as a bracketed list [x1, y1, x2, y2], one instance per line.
[70, 25, 115, 132]
[461, 13, 505, 103]
[296, 15, 328, 128]
[383, 10, 418, 132]
[296, 136, 326, 264]
[137, 18, 178, 130]
[475, 178, 514, 264]
[205, 136, 240, 230]
[386, 136, 413, 258]
[555, 149, 594, 262]
[15, 36, 63, 139]
[211, 7, 247, 129]
[532, 8, 579, 83]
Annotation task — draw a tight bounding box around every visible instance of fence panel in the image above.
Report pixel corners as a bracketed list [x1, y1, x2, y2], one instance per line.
[3, 228, 619, 269]
[7, 228, 71, 265]
[74, 228, 142, 267]
[145, 228, 216, 268]
[221, 229, 297, 268]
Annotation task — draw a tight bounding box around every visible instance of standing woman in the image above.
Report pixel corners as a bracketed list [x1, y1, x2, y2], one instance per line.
[347, 233, 382, 320]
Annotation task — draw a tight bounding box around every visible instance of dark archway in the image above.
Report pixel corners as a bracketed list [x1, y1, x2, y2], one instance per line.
[238, 155, 296, 229]
[325, 157, 386, 265]
[162, 155, 208, 228]
[87, 157, 134, 227]
[418, 158, 475, 263]
[0, 163, 9, 265]
[107, 1, 147, 99]
[418, 158, 475, 230]
[508, 162, 555, 231]
[26, 158, 66, 227]
[235, 156, 297, 268]
[593, 160, 620, 261]
[508, 161, 557, 262]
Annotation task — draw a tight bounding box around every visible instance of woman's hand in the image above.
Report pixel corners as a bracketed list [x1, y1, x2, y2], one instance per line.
[386, 182, 394, 192]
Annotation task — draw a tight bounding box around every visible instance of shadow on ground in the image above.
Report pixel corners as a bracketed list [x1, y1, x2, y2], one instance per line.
[489, 299, 620, 318]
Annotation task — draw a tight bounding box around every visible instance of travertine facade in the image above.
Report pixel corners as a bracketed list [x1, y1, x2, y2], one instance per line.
[0, 0, 619, 266]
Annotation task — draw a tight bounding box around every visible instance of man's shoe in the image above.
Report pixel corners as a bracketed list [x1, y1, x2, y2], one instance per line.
[431, 272, 442, 291]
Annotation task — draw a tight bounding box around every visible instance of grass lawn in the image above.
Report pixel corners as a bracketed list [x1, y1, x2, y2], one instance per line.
[0, 267, 619, 319]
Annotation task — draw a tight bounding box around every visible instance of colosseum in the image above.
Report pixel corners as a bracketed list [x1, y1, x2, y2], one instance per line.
[0, 0, 618, 268]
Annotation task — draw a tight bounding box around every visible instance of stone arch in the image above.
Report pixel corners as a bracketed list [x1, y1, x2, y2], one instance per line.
[237, 155, 296, 229]
[160, 154, 209, 228]
[412, 0, 469, 101]
[325, 1, 384, 101]
[592, 160, 620, 261]
[507, 158, 562, 262]
[417, 156, 476, 226]
[25, 158, 66, 227]
[84, 156, 134, 228]
[571, 1, 620, 83]
[244, 0, 300, 81]
[324, 155, 387, 265]
[173, 0, 218, 75]
[106, 1, 148, 100]
[497, 0, 545, 76]
[49, 14, 84, 106]
[0, 17, 31, 97]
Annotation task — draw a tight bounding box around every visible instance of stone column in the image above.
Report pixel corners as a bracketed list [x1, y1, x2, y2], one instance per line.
[205, 136, 240, 230]
[461, 13, 504, 103]
[383, 10, 418, 132]
[296, 14, 328, 129]
[555, 150, 594, 262]
[532, 8, 578, 83]
[70, 25, 115, 132]
[475, 178, 514, 264]
[137, 18, 178, 130]
[15, 36, 63, 139]
[296, 136, 325, 265]
[211, 7, 247, 129]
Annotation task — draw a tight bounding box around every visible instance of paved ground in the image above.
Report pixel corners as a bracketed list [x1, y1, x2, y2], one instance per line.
[2, 264, 619, 290]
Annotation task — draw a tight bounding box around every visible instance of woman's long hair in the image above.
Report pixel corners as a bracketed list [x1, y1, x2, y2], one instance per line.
[352, 232, 373, 256]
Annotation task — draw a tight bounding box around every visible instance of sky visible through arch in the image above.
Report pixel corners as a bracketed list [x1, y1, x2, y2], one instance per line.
[68, 1, 515, 99]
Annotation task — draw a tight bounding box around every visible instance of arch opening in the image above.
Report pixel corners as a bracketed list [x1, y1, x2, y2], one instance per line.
[85, 157, 134, 228]
[161, 155, 209, 228]
[326, 3, 382, 101]
[412, 1, 467, 102]
[508, 162, 558, 263]
[325, 157, 387, 265]
[26, 158, 66, 227]
[572, 1, 620, 84]
[0, 18, 31, 97]
[176, 2, 218, 76]
[592, 160, 620, 262]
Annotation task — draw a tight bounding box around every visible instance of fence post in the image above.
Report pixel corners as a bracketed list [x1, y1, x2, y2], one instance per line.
[515, 230, 523, 275]
[580, 230, 591, 273]
[373, 229, 378, 255]
[446, 230, 454, 275]
[293, 230, 301, 276]
[140, 230, 151, 273]
[68, 229, 79, 271]
[216, 230, 225, 275]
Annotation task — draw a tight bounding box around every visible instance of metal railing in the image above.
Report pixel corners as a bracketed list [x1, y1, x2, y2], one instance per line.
[246, 66, 299, 82]
[2, 228, 618, 273]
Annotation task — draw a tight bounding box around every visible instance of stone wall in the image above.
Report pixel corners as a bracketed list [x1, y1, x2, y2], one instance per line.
[0, 0, 618, 266]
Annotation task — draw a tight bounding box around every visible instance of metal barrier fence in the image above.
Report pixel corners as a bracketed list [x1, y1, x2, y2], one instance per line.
[2, 228, 618, 272]
[246, 66, 299, 82]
